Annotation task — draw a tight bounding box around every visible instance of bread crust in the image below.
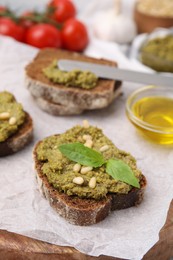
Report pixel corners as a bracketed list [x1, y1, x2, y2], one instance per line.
[25, 49, 122, 113]
[0, 112, 33, 157]
[33, 140, 147, 226]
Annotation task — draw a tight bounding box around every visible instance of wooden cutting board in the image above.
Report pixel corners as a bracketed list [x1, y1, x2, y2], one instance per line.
[0, 200, 173, 260]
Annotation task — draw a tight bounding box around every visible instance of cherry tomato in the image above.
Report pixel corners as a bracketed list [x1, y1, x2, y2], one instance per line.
[0, 17, 25, 42]
[20, 11, 35, 30]
[25, 23, 62, 48]
[21, 11, 34, 17]
[48, 0, 76, 23]
[61, 18, 89, 51]
[0, 6, 7, 14]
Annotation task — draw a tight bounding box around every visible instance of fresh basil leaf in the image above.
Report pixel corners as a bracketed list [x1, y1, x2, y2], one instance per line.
[59, 142, 105, 167]
[106, 159, 140, 188]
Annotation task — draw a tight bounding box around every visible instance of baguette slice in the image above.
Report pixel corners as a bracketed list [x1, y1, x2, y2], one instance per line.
[32, 95, 84, 116]
[0, 112, 33, 157]
[33, 137, 147, 226]
[25, 48, 122, 114]
[31, 81, 122, 116]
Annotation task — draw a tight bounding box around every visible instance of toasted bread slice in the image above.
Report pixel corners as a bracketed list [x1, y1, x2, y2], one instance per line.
[32, 95, 84, 115]
[25, 48, 122, 114]
[33, 128, 146, 226]
[0, 112, 33, 157]
[31, 81, 122, 116]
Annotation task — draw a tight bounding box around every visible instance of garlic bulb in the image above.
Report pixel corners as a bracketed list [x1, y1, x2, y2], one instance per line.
[93, 9, 137, 44]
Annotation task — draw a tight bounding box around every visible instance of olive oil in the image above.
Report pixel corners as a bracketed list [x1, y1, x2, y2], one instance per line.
[132, 96, 173, 144]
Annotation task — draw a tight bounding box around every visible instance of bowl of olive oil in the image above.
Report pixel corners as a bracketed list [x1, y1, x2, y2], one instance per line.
[126, 85, 173, 144]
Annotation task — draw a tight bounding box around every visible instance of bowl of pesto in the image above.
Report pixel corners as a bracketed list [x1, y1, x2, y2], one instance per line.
[130, 27, 173, 74]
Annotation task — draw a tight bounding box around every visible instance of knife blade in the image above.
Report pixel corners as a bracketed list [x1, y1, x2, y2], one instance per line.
[58, 59, 173, 87]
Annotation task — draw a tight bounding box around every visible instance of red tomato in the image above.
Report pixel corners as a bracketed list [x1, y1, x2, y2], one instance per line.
[20, 11, 35, 30]
[25, 23, 62, 48]
[0, 17, 25, 42]
[61, 18, 89, 51]
[48, 0, 76, 23]
[0, 6, 7, 13]
[21, 11, 34, 17]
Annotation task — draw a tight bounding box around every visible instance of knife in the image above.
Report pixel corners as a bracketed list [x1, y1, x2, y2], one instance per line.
[58, 59, 173, 87]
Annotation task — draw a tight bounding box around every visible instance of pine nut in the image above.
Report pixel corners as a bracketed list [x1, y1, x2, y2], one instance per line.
[83, 134, 92, 141]
[84, 139, 93, 148]
[83, 120, 90, 128]
[9, 117, 17, 125]
[89, 177, 96, 189]
[73, 163, 81, 173]
[0, 112, 10, 120]
[99, 145, 109, 152]
[81, 166, 93, 174]
[73, 177, 84, 185]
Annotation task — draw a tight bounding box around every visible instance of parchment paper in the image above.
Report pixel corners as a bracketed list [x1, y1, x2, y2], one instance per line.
[0, 36, 173, 260]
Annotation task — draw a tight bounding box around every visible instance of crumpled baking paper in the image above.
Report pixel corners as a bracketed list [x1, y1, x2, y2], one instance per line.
[0, 37, 173, 260]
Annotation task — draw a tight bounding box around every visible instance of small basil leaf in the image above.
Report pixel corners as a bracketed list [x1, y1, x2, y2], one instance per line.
[106, 159, 140, 188]
[59, 142, 105, 167]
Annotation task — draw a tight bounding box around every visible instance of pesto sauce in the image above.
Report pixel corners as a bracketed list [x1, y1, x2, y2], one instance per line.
[141, 35, 173, 72]
[0, 91, 26, 142]
[43, 60, 98, 89]
[36, 126, 142, 200]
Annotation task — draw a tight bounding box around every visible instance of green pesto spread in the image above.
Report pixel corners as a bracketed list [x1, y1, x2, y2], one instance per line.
[0, 91, 26, 142]
[36, 125, 142, 200]
[141, 35, 173, 73]
[43, 60, 98, 89]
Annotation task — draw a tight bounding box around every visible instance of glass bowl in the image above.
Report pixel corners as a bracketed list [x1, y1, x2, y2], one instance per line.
[126, 85, 173, 144]
[130, 27, 173, 74]
[140, 31, 173, 73]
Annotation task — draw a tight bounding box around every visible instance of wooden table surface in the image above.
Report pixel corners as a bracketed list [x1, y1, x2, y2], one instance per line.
[0, 200, 173, 260]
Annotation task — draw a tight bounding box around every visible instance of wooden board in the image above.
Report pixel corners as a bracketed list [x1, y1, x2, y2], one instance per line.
[0, 200, 173, 260]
